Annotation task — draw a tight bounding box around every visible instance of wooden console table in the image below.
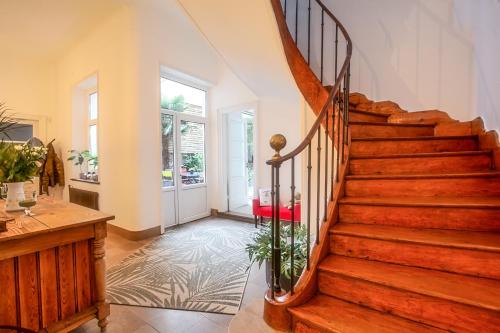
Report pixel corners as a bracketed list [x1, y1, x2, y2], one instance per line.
[0, 197, 115, 332]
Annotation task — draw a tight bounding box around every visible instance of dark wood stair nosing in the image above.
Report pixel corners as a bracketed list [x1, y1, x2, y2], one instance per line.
[349, 108, 390, 118]
[351, 135, 478, 142]
[349, 121, 436, 128]
[346, 171, 500, 181]
[339, 197, 500, 209]
[350, 150, 492, 160]
[329, 226, 500, 253]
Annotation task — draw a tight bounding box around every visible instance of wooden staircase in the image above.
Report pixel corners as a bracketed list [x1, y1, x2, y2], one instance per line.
[288, 101, 500, 333]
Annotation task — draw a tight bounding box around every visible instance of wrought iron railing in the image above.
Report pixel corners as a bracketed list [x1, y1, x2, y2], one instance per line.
[267, 0, 352, 297]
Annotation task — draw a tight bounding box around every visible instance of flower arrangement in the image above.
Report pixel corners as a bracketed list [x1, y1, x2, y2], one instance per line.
[0, 142, 47, 183]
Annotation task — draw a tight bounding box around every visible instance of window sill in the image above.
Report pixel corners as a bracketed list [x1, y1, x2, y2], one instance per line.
[70, 178, 100, 185]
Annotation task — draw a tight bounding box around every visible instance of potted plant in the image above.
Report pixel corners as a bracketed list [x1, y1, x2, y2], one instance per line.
[246, 223, 308, 292]
[0, 142, 47, 211]
[67, 150, 96, 180]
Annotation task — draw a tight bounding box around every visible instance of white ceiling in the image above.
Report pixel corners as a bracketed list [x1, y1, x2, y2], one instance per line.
[0, 0, 126, 62]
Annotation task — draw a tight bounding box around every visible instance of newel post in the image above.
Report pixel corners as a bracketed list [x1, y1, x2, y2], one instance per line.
[269, 134, 287, 295]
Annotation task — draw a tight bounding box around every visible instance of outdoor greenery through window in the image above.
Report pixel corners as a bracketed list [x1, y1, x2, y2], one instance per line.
[161, 114, 175, 187]
[160, 78, 206, 117]
[180, 121, 205, 185]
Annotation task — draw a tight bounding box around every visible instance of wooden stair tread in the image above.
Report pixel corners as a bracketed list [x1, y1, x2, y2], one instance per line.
[349, 108, 390, 118]
[350, 150, 491, 160]
[346, 171, 500, 180]
[289, 295, 442, 333]
[339, 196, 500, 209]
[330, 223, 500, 252]
[352, 135, 477, 142]
[319, 255, 500, 311]
[350, 121, 435, 128]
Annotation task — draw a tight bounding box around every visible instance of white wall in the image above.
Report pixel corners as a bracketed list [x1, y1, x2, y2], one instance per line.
[55, 5, 141, 231]
[317, 0, 474, 121]
[178, 0, 304, 204]
[0, 55, 55, 141]
[308, 0, 498, 133]
[454, 0, 500, 132]
[55, 0, 259, 232]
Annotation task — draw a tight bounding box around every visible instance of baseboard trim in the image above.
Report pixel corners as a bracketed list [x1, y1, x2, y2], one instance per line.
[211, 209, 254, 224]
[108, 223, 161, 241]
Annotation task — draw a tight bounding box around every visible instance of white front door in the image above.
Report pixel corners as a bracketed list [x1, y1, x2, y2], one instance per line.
[176, 115, 208, 223]
[227, 112, 248, 211]
[160, 76, 209, 228]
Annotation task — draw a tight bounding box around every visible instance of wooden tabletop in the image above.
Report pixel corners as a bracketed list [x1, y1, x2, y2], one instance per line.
[0, 196, 115, 242]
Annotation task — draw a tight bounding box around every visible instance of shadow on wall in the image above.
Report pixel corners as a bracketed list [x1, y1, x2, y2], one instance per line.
[318, 0, 475, 120]
[454, 0, 500, 133]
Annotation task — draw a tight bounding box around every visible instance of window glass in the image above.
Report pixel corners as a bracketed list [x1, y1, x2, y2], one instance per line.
[89, 124, 98, 156]
[160, 78, 206, 116]
[0, 123, 33, 142]
[89, 92, 98, 120]
[180, 121, 205, 185]
[161, 114, 175, 187]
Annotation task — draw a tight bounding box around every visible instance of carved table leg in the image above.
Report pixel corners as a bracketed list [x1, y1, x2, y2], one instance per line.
[94, 222, 110, 332]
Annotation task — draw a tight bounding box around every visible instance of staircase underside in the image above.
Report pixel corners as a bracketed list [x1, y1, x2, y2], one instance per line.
[289, 94, 500, 333]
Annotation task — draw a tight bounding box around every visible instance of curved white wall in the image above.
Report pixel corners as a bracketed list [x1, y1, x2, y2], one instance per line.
[319, 0, 499, 132]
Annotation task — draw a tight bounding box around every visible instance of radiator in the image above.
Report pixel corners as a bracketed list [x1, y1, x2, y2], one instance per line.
[68, 185, 99, 210]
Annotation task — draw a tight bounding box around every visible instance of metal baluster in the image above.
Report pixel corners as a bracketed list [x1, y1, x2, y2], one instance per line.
[336, 84, 341, 182]
[274, 164, 281, 293]
[295, 0, 299, 44]
[307, 0, 311, 64]
[270, 134, 286, 293]
[324, 108, 328, 220]
[306, 143, 312, 270]
[320, 9, 324, 84]
[330, 98, 335, 199]
[284, 0, 287, 19]
[316, 127, 321, 244]
[270, 165, 275, 299]
[342, 74, 346, 163]
[334, 25, 339, 79]
[290, 157, 295, 294]
[346, 64, 351, 138]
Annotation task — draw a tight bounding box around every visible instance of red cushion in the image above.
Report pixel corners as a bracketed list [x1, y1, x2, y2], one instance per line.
[252, 198, 300, 222]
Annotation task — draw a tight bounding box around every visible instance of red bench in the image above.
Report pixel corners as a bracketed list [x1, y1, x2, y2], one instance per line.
[252, 198, 301, 227]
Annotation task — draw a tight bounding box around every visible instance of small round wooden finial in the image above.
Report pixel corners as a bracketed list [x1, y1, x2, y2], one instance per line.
[270, 134, 287, 160]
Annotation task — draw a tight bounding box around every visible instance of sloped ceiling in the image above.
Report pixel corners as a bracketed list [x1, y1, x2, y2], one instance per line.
[0, 0, 126, 62]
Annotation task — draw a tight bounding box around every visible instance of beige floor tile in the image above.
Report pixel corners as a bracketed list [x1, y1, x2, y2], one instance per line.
[187, 316, 228, 333]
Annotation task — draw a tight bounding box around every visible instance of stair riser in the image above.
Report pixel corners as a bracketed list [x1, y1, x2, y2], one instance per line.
[351, 138, 478, 156]
[349, 112, 388, 123]
[293, 320, 324, 333]
[330, 235, 500, 279]
[345, 177, 500, 197]
[339, 204, 500, 231]
[318, 272, 500, 333]
[349, 154, 492, 175]
[351, 124, 434, 139]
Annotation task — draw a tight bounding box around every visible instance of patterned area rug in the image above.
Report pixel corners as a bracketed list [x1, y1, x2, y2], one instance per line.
[106, 219, 255, 314]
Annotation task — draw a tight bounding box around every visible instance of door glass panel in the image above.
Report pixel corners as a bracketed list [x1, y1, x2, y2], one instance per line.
[161, 114, 175, 187]
[160, 78, 206, 117]
[180, 120, 205, 185]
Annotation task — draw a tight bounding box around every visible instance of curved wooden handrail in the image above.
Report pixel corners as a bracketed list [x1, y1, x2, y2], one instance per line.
[263, 0, 353, 330]
[267, 0, 352, 166]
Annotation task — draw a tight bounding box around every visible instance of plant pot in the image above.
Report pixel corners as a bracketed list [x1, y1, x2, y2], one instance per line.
[5, 182, 26, 212]
[265, 259, 300, 292]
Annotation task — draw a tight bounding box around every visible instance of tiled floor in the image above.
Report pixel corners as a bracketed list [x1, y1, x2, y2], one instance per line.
[73, 218, 267, 333]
